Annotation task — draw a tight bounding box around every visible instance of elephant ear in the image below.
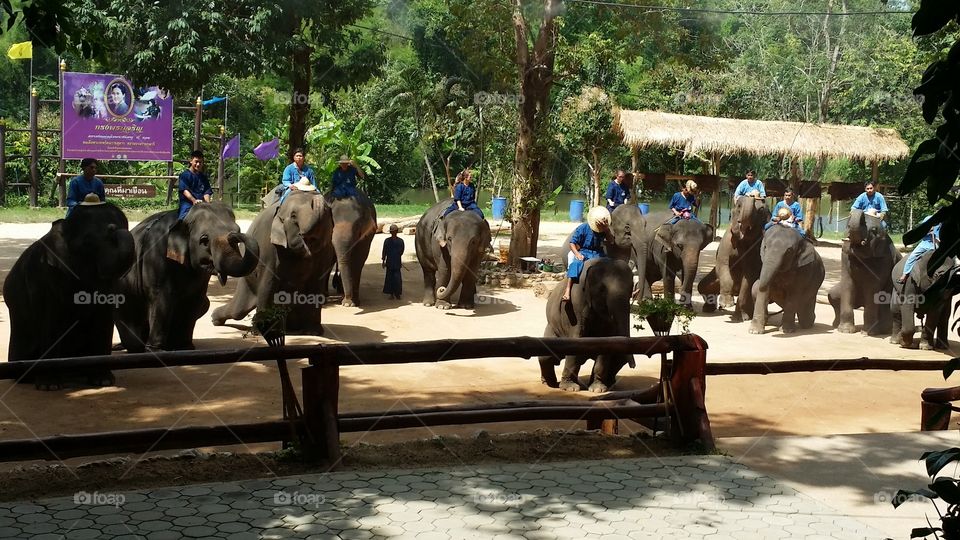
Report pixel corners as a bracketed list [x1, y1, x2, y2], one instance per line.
[655, 223, 672, 244]
[797, 238, 818, 268]
[701, 224, 716, 250]
[270, 207, 288, 248]
[434, 219, 448, 248]
[166, 220, 190, 265]
[40, 220, 73, 273]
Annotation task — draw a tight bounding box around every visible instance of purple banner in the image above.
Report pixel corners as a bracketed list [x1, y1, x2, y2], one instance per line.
[62, 72, 173, 161]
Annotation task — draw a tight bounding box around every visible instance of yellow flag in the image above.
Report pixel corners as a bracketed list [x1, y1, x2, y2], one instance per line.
[7, 41, 32, 60]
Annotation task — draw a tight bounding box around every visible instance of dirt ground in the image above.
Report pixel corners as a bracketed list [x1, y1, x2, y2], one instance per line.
[0, 219, 955, 471]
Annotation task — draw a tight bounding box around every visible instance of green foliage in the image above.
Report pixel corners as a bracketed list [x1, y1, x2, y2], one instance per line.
[632, 295, 696, 335]
[304, 107, 380, 188]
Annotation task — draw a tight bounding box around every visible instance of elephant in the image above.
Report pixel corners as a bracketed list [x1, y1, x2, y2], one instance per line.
[889, 251, 959, 349]
[3, 202, 135, 388]
[828, 208, 901, 335]
[115, 203, 260, 352]
[698, 196, 770, 320]
[645, 214, 715, 307]
[318, 191, 378, 307]
[212, 189, 333, 334]
[538, 257, 634, 393]
[416, 197, 492, 309]
[749, 224, 825, 334]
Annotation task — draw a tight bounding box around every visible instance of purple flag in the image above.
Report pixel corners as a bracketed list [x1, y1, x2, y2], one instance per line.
[221, 134, 240, 159]
[253, 138, 280, 160]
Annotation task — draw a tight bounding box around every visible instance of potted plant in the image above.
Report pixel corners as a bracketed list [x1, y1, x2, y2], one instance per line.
[632, 295, 696, 336]
[892, 447, 960, 539]
[252, 305, 291, 347]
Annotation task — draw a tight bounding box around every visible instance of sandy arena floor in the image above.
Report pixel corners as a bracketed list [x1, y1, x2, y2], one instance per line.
[0, 219, 954, 452]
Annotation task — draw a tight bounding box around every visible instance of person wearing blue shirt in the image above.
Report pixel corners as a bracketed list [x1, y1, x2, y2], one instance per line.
[668, 180, 700, 224]
[771, 187, 804, 227]
[443, 169, 484, 219]
[563, 206, 613, 301]
[899, 216, 940, 283]
[764, 205, 805, 236]
[605, 170, 630, 211]
[382, 224, 405, 299]
[66, 158, 106, 217]
[734, 170, 765, 203]
[177, 150, 213, 220]
[276, 147, 317, 204]
[851, 181, 889, 227]
[331, 154, 365, 199]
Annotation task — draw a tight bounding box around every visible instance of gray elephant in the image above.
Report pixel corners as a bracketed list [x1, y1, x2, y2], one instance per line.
[828, 209, 901, 335]
[645, 214, 715, 307]
[749, 224, 825, 334]
[539, 257, 634, 393]
[212, 189, 333, 334]
[416, 198, 492, 309]
[607, 204, 651, 299]
[115, 203, 260, 352]
[890, 252, 958, 349]
[699, 197, 770, 320]
[3, 201, 135, 388]
[318, 190, 378, 307]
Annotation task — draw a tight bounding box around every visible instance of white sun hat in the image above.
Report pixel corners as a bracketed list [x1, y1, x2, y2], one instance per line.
[587, 206, 611, 233]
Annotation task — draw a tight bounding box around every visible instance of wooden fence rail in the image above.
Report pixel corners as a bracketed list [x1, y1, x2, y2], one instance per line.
[0, 336, 712, 464]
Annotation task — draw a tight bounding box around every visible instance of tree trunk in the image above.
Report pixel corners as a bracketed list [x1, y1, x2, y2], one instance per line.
[424, 152, 440, 203]
[591, 149, 602, 209]
[287, 30, 312, 156]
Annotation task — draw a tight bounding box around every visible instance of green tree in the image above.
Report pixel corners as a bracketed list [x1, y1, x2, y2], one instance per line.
[555, 86, 619, 207]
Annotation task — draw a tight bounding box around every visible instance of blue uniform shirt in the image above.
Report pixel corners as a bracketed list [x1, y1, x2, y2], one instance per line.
[772, 200, 804, 222]
[605, 181, 629, 209]
[66, 175, 106, 216]
[734, 179, 766, 199]
[382, 236, 405, 271]
[454, 182, 477, 207]
[281, 163, 316, 189]
[178, 170, 213, 219]
[331, 166, 360, 198]
[669, 191, 696, 213]
[851, 192, 888, 214]
[570, 223, 606, 255]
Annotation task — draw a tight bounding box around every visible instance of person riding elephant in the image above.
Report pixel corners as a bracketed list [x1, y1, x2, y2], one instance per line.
[749, 222, 825, 334]
[827, 208, 901, 335]
[698, 193, 770, 320]
[563, 206, 613, 302]
[115, 202, 260, 352]
[317, 188, 378, 307]
[212, 181, 333, 334]
[4, 196, 135, 389]
[890, 250, 959, 350]
[416, 197, 492, 309]
[539, 257, 635, 393]
[646, 212, 715, 308]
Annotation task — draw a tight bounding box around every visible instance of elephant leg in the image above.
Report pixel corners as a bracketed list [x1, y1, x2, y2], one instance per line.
[115, 299, 149, 354]
[920, 313, 936, 350]
[698, 268, 719, 312]
[341, 233, 374, 307]
[435, 259, 452, 310]
[834, 267, 857, 333]
[212, 278, 257, 326]
[890, 293, 903, 345]
[589, 354, 629, 393]
[861, 291, 883, 336]
[798, 297, 817, 329]
[559, 355, 586, 392]
[457, 274, 478, 309]
[661, 261, 676, 303]
[780, 301, 799, 334]
[716, 261, 735, 308]
[749, 286, 768, 334]
[539, 330, 560, 387]
[733, 277, 754, 323]
[936, 306, 951, 349]
[422, 267, 437, 307]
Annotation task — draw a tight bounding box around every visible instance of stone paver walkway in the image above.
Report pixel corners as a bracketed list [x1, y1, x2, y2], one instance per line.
[0, 456, 888, 539]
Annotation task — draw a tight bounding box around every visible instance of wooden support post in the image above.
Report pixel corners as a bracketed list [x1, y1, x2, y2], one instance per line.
[871, 160, 879, 184]
[668, 340, 711, 447]
[217, 126, 225, 201]
[921, 400, 951, 431]
[28, 88, 38, 208]
[193, 97, 202, 151]
[631, 147, 640, 202]
[166, 161, 175, 204]
[57, 60, 66, 207]
[709, 154, 721, 230]
[302, 357, 341, 465]
[0, 120, 6, 206]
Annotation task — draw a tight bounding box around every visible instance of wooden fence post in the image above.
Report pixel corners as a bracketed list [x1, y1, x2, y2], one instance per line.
[302, 355, 341, 465]
[921, 400, 951, 431]
[669, 339, 713, 449]
[193, 97, 202, 151]
[28, 88, 38, 208]
[217, 126, 225, 201]
[57, 60, 66, 207]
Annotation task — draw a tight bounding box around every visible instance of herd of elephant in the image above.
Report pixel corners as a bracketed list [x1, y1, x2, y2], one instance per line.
[537, 200, 960, 392]
[2, 191, 493, 388]
[3, 190, 956, 392]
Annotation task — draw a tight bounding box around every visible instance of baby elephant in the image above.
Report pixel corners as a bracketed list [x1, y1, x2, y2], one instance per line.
[539, 257, 634, 393]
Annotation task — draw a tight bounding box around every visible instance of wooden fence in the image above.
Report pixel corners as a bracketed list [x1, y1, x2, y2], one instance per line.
[0, 335, 713, 464]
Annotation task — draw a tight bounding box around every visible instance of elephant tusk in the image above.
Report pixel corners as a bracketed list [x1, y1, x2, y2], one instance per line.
[218, 272, 228, 286]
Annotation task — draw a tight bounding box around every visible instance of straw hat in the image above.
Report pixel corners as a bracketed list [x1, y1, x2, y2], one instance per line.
[338, 154, 351, 164]
[79, 193, 104, 206]
[295, 177, 317, 192]
[864, 207, 879, 217]
[747, 189, 761, 198]
[587, 206, 611, 233]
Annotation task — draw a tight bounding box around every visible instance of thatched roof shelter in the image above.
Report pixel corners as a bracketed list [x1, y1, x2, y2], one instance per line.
[615, 110, 909, 162]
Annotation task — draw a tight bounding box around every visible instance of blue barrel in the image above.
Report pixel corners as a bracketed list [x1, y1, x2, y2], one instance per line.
[491, 196, 508, 220]
[569, 200, 585, 222]
[638, 203, 650, 215]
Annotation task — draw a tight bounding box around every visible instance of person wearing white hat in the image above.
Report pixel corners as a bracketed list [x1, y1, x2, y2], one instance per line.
[331, 154, 365, 199]
[562, 206, 613, 302]
[382, 224, 405, 299]
[66, 158, 106, 217]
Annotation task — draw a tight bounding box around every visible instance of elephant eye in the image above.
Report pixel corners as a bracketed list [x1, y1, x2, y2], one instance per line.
[199, 235, 209, 246]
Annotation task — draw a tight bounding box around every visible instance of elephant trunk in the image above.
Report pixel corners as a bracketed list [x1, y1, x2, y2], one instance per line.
[98, 228, 136, 282]
[437, 255, 468, 302]
[678, 247, 699, 305]
[757, 263, 778, 292]
[213, 232, 260, 285]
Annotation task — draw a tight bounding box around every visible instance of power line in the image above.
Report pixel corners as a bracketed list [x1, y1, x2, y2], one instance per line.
[567, 0, 914, 16]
